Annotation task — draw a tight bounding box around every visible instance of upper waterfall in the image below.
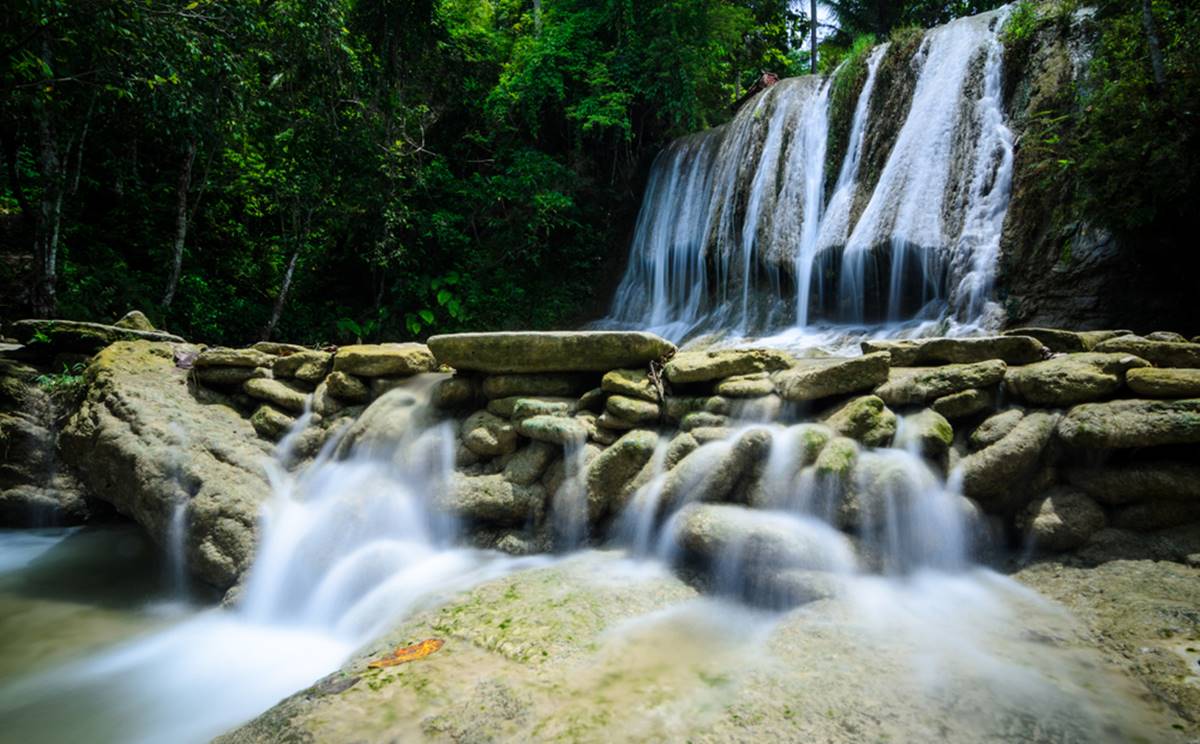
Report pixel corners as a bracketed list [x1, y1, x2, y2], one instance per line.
[603, 8, 1014, 347]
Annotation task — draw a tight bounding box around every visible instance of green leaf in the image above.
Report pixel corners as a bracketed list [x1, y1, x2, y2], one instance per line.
[418, 309, 435, 325]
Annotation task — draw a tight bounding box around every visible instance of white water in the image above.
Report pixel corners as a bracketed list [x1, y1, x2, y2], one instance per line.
[602, 8, 1015, 351]
[0, 381, 546, 744]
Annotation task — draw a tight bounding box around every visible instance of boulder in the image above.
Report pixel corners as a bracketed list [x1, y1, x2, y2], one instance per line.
[772, 352, 890, 402]
[1002, 327, 1085, 353]
[585, 429, 659, 520]
[600, 368, 658, 402]
[664, 348, 792, 384]
[369, 376, 411, 400]
[822, 395, 896, 448]
[60, 341, 272, 589]
[243, 377, 310, 414]
[0, 481, 89, 527]
[426, 331, 675, 373]
[658, 429, 771, 509]
[955, 411, 1059, 507]
[516, 415, 589, 446]
[113, 310, 156, 332]
[1016, 488, 1107, 551]
[332, 343, 436, 377]
[503, 441, 559, 486]
[461, 410, 519, 457]
[604, 395, 660, 425]
[814, 436, 858, 480]
[714, 372, 776, 398]
[663, 395, 729, 422]
[596, 412, 636, 432]
[325, 371, 370, 403]
[8, 318, 184, 354]
[511, 398, 574, 421]
[272, 350, 332, 383]
[1067, 462, 1200, 505]
[1126, 368, 1200, 398]
[1093, 336, 1200, 368]
[1146, 331, 1188, 343]
[576, 387, 606, 413]
[196, 348, 275, 369]
[438, 474, 546, 526]
[679, 411, 729, 431]
[862, 336, 1047, 366]
[875, 360, 1006, 406]
[193, 365, 269, 387]
[1004, 352, 1149, 406]
[480, 373, 592, 399]
[250, 404, 294, 441]
[432, 377, 477, 409]
[897, 409, 953, 457]
[1077, 330, 1133, 350]
[1057, 399, 1200, 449]
[931, 387, 995, 419]
[969, 409, 1024, 450]
[333, 389, 421, 457]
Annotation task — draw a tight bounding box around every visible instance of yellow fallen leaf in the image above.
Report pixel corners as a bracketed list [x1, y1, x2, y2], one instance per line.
[367, 638, 444, 668]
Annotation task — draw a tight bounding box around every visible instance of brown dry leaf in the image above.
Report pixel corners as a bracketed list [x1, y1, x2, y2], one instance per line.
[367, 638, 444, 669]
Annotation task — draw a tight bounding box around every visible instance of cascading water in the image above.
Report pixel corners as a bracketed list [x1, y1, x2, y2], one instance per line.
[0, 379, 545, 744]
[602, 8, 1015, 349]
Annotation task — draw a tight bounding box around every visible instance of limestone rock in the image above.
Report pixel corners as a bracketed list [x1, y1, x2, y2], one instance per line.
[714, 372, 776, 398]
[955, 411, 1059, 507]
[679, 411, 729, 431]
[439, 474, 545, 526]
[113, 310, 156, 332]
[1077, 330, 1133, 350]
[601, 368, 658, 402]
[9, 318, 184, 353]
[814, 436, 858, 480]
[875, 360, 1006, 406]
[1067, 462, 1200, 505]
[427, 331, 675, 373]
[196, 348, 275, 369]
[250, 404, 294, 441]
[511, 397, 574, 421]
[664, 349, 792, 384]
[325, 371, 369, 403]
[243, 377, 310, 414]
[503, 441, 559, 486]
[462, 410, 519, 457]
[605, 395, 660, 425]
[658, 429, 771, 509]
[433, 377, 477, 409]
[332, 343, 436, 377]
[1146, 331, 1188, 343]
[1093, 335, 1200, 368]
[333, 389, 420, 457]
[663, 395, 729, 423]
[481, 373, 591, 399]
[1126, 368, 1200, 398]
[60, 341, 272, 589]
[1002, 327, 1085, 353]
[516, 415, 589, 446]
[596, 412, 635, 432]
[1017, 488, 1106, 551]
[822, 395, 896, 448]
[773, 352, 890, 402]
[193, 365, 269, 387]
[931, 387, 995, 419]
[862, 336, 1047, 366]
[272, 350, 332, 383]
[1005, 352, 1149, 406]
[969, 409, 1024, 450]
[1057, 399, 1200, 449]
[369, 376, 411, 400]
[585, 429, 659, 520]
[898, 409, 953, 457]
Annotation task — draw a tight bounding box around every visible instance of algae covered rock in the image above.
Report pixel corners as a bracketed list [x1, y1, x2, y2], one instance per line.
[862, 336, 1046, 366]
[1093, 336, 1200, 368]
[714, 372, 776, 397]
[9, 318, 184, 353]
[427, 331, 675, 373]
[60, 341, 272, 589]
[1002, 327, 1086, 353]
[605, 394, 660, 425]
[1126, 368, 1200, 398]
[243, 377, 309, 414]
[1005, 352, 1149, 406]
[1017, 488, 1106, 551]
[1057, 399, 1200, 449]
[112, 310, 156, 332]
[324, 371, 369, 403]
[1067, 462, 1200, 505]
[503, 441, 559, 486]
[600, 368, 658, 402]
[515, 415, 588, 446]
[664, 348, 792, 384]
[332, 343, 436, 377]
[898, 409, 953, 457]
[822, 395, 897, 447]
[439, 474, 545, 526]
[585, 429, 659, 519]
[196, 347, 275, 369]
[875, 360, 1006, 406]
[931, 387, 995, 419]
[250, 404, 294, 441]
[773, 352, 890, 402]
[969, 409, 1025, 450]
[462, 410, 519, 457]
[480, 373, 592, 399]
[193, 365, 269, 387]
[272, 350, 332, 383]
[432, 376, 477, 409]
[955, 411, 1059, 507]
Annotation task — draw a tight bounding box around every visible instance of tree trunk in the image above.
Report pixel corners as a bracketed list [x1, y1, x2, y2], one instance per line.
[1, 126, 33, 225]
[32, 105, 62, 317]
[1141, 0, 1166, 90]
[261, 244, 300, 341]
[810, 0, 818, 74]
[162, 140, 197, 308]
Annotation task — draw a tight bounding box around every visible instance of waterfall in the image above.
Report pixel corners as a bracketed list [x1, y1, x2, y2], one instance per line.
[603, 8, 1015, 347]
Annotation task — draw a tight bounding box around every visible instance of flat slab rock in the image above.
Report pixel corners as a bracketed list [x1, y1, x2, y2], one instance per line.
[7, 318, 184, 352]
[862, 336, 1048, 366]
[427, 331, 675, 373]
